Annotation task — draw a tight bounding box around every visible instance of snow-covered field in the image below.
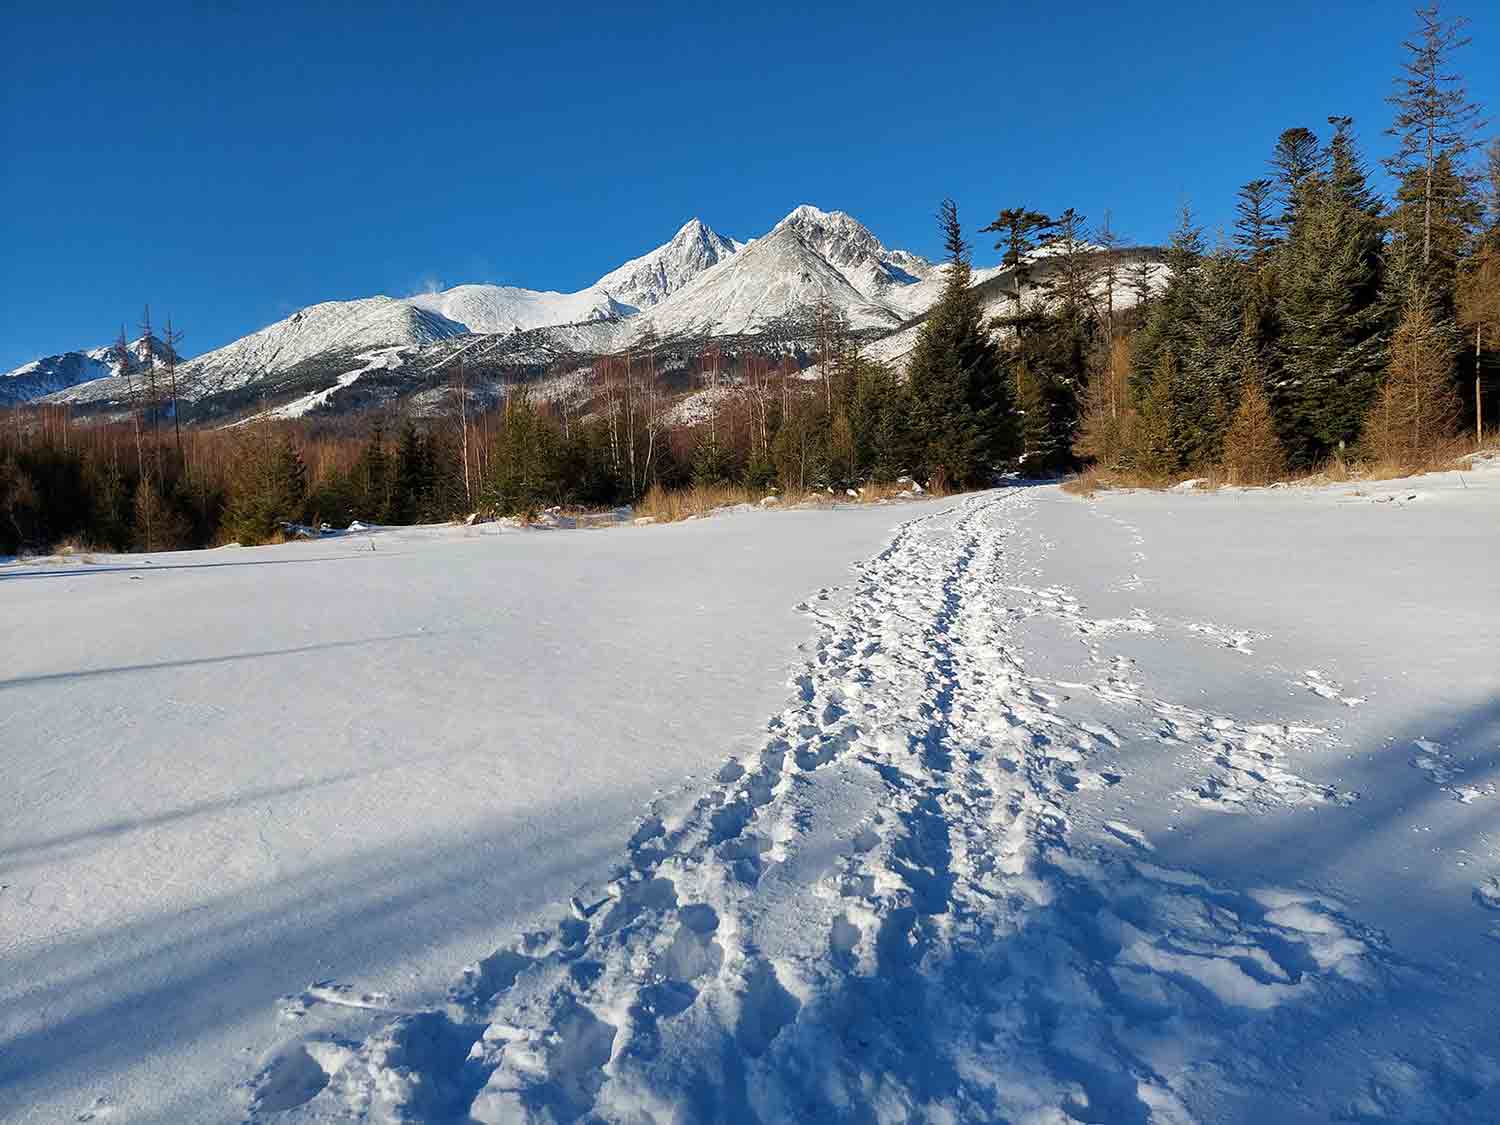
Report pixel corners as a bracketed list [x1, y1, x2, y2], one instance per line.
[3, 467, 1498, 1123]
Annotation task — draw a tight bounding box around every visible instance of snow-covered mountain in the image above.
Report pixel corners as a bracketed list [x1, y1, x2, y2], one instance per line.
[45, 298, 470, 407]
[1, 335, 175, 406]
[633, 218, 910, 339]
[593, 218, 744, 311]
[26, 221, 745, 408]
[772, 204, 934, 305]
[407, 284, 631, 335]
[22, 205, 1164, 418]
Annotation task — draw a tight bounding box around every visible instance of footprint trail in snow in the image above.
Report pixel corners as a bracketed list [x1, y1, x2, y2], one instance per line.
[247, 489, 1493, 1124]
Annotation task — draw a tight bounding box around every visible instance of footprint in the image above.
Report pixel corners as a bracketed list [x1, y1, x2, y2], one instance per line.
[734, 960, 801, 1058]
[247, 1041, 349, 1113]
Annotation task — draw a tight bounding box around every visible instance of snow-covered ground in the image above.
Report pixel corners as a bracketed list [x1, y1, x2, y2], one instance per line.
[4, 466, 1498, 1123]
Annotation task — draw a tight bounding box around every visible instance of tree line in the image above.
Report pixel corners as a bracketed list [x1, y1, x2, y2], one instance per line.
[1072, 4, 1498, 482]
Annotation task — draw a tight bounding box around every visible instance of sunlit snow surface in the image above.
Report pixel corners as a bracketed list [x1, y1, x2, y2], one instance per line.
[4, 464, 1500, 1123]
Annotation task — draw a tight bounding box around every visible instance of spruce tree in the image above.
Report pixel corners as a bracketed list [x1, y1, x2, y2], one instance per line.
[1270, 127, 1324, 233]
[1130, 205, 1203, 466]
[1235, 178, 1278, 261]
[849, 359, 912, 481]
[1274, 120, 1388, 463]
[224, 430, 308, 544]
[487, 397, 563, 516]
[1180, 247, 1255, 465]
[906, 200, 1017, 484]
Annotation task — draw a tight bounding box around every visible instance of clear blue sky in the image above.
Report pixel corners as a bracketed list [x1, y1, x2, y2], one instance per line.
[2, 1, 1496, 371]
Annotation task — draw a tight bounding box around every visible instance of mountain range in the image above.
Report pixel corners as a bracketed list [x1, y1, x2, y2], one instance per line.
[4, 205, 1160, 422]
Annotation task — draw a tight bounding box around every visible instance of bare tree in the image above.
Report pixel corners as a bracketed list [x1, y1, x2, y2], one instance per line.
[115, 324, 145, 481]
[138, 305, 159, 438]
[162, 315, 185, 463]
[453, 355, 472, 509]
[1458, 243, 1500, 441]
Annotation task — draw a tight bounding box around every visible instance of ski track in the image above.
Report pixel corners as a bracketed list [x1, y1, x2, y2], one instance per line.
[246, 489, 1493, 1124]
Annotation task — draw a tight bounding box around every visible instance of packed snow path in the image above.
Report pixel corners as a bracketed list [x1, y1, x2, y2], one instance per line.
[250, 486, 1500, 1123]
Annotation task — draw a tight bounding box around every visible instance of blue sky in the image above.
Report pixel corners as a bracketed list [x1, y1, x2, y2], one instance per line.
[2, 1, 1496, 371]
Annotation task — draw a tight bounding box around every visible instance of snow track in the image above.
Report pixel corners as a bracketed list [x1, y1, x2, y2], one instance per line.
[249, 489, 1495, 1123]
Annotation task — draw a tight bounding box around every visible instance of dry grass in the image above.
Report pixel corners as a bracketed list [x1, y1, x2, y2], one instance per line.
[1059, 466, 1173, 497]
[634, 483, 767, 523]
[633, 478, 933, 523]
[1064, 433, 1497, 498]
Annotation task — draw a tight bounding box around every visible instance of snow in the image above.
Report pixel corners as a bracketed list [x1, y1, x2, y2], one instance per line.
[6, 480, 1498, 1120]
[591, 219, 742, 311]
[1, 336, 168, 406]
[407, 283, 630, 336]
[632, 222, 907, 340]
[263, 347, 412, 419]
[0, 505, 916, 1124]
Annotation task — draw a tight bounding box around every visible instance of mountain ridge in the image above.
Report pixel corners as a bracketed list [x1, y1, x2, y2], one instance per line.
[9, 206, 1166, 420]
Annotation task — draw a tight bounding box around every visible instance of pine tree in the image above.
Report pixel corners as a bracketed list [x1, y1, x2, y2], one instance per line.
[354, 423, 392, 521]
[1385, 2, 1485, 269]
[979, 206, 1056, 314]
[224, 430, 308, 544]
[392, 421, 434, 523]
[1014, 361, 1067, 471]
[88, 449, 131, 550]
[849, 358, 912, 481]
[1386, 152, 1483, 311]
[1270, 127, 1324, 233]
[1274, 120, 1388, 463]
[1126, 254, 1157, 310]
[1135, 352, 1181, 477]
[1038, 208, 1096, 317]
[1235, 178, 1278, 261]
[1130, 205, 1204, 466]
[906, 200, 1017, 484]
[487, 397, 563, 516]
[0, 453, 39, 553]
[691, 429, 735, 486]
[1180, 247, 1255, 465]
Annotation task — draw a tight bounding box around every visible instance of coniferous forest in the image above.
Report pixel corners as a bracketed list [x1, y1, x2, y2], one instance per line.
[2, 3, 1496, 555]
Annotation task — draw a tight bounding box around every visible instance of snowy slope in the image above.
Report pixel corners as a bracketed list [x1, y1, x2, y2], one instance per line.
[0, 336, 173, 405]
[772, 203, 934, 304]
[592, 218, 743, 311]
[43, 298, 469, 406]
[634, 221, 908, 340]
[407, 283, 631, 335]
